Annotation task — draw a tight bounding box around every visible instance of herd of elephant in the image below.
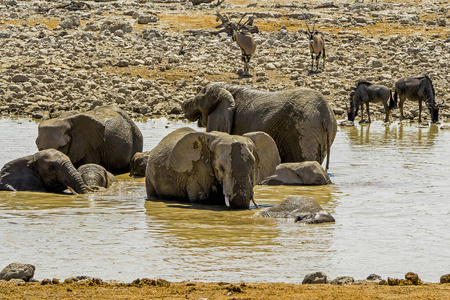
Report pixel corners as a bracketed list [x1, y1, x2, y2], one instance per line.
[0, 82, 338, 222]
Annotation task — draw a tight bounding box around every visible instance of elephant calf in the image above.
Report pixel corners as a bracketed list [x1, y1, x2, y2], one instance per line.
[0, 149, 88, 194]
[145, 127, 280, 209]
[255, 196, 335, 224]
[260, 162, 331, 186]
[78, 164, 117, 190]
[129, 151, 150, 178]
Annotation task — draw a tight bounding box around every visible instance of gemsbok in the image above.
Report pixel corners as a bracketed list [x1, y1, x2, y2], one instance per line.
[231, 14, 257, 77]
[304, 16, 325, 72]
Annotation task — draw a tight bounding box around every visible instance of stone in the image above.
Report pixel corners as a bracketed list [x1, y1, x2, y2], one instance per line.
[302, 272, 328, 284]
[331, 276, 355, 285]
[11, 74, 29, 82]
[440, 274, 450, 284]
[60, 15, 81, 29]
[0, 263, 35, 282]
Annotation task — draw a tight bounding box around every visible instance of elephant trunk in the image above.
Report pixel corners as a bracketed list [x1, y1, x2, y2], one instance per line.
[59, 161, 88, 194]
[223, 175, 254, 209]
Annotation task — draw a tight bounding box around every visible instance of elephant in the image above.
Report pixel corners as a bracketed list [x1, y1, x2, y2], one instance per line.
[0, 149, 88, 194]
[259, 161, 331, 186]
[255, 196, 335, 224]
[77, 164, 117, 190]
[129, 151, 150, 178]
[145, 127, 280, 209]
[182, 82, 337, 170]
[36, 105, 143, 174]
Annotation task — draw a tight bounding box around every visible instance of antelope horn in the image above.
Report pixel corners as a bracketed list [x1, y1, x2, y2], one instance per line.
[304, 14, 311, 32]
[237, 13, 247, 30]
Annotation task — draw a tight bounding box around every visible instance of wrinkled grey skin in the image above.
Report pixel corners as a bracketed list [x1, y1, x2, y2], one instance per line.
[145, 127, 280, 209]
[255, 196, 335, 224]
[77, 164, 117, 190]
[129, 151, 150, 178]
[260, 161, 331, 186]
[36, 105, 143, 174]
[183, 82, 337, 170]
[0, 149, 88, 194]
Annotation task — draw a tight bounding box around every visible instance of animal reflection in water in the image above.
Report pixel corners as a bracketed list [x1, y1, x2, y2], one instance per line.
[346, 122, 440, 148]
[347, 81, 395, 123]
[394, 75, 443, 123]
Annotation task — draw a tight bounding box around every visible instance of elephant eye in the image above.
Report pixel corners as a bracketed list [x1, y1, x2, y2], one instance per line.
[219, 165, 225, 172]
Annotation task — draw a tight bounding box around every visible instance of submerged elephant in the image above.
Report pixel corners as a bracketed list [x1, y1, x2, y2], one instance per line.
[145, 127, 280, 209]
[255, 196, 335, 224]
[36, 105, 143, 174]
[129, 151, 150, 178]
[183, 82, 337, 169]
[77, 164, 117, 190]
[260, 162, 331, 186]
[0, 149, 88, 194]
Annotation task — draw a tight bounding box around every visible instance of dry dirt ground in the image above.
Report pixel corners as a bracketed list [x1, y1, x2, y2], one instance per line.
[1, 280, 450, 299]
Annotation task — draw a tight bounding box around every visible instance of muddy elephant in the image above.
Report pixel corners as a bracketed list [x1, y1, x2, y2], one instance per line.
[36, 105, 143, 174]
[129, 151, 150, 178]
[0, 149, 88, 194]
[260, 162, 331, 186]
[145, 127, 280, 209]
[255, 196, 335, 224]
[183, 82, 337, 169]
[77, 164, 117, 190]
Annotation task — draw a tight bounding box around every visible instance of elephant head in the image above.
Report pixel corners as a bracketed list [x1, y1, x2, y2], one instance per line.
[0, 149, 88, 194]
[36, 112, 105, 168]
[169, 130, 280, 209]
[183, 83, 235, 133]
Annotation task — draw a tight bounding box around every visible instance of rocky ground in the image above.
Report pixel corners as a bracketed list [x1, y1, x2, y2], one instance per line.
[0, 0, 449, 122]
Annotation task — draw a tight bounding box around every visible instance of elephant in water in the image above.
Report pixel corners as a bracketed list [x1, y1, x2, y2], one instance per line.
[36, 105, 143, 174]
[0, 149, 88, 194]
[260, 162, 331, 186]
[77, 164, 117, 190]
[182, 82, 337, 170]
[255, 196, 335, 224]
[129, 151, 150, 178]
[145, 127, 280, 209]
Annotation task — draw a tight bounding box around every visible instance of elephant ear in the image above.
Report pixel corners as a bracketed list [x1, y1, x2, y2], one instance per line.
[169, 132, 212, 173]
[243, 132, 281, 185]
[66, 114, 106, 164]
[205, 88, 235, 134]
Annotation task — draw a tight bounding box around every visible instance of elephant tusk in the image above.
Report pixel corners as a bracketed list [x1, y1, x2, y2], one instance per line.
[225, 196, 231, 207]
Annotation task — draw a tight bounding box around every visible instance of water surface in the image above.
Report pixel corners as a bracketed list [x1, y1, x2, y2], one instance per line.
[0, 117, 449, 283]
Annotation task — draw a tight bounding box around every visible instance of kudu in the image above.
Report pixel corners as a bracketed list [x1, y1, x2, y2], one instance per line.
[231, 14, 257, 77]
[394, 75, 443, 123]
[304, 16, 325, 71]
[347, 81, 395, 123]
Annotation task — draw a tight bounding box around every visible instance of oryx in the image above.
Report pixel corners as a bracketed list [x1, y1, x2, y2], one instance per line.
[231, 14, 257, 77]
[304, 16, 325, 72]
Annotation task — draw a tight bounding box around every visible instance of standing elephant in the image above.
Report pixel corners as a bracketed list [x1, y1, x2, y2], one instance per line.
[77, 164, 117, 190]
[36, 105, 143, 174]
[182, 82, 337, 170]
[145, 127, 280, 209]
[0, 149, 88, 194]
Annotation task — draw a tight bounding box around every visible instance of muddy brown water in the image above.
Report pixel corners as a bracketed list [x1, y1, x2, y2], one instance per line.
[0, 117, 449, 283]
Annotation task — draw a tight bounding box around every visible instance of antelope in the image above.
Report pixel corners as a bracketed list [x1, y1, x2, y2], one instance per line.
[304, 16, 325, 72]
[231, 14, 256, 77]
